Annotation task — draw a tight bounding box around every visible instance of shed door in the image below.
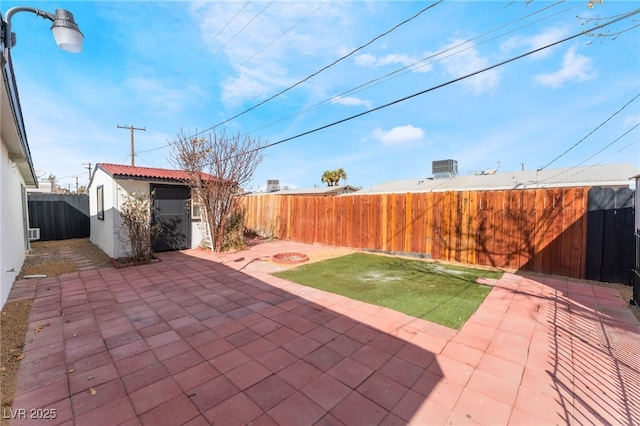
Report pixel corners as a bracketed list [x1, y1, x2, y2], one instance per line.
[152, 184, 191, 252]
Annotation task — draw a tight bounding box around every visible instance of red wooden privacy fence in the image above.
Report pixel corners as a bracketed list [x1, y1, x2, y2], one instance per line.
[242, 187, 589, 279]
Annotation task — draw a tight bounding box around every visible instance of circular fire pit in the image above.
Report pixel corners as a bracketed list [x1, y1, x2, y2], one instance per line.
[272, 252, 309, 265]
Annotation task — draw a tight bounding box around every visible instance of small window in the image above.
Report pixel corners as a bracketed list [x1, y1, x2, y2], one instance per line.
[191, 198, 201, 220]
[97, 185, 104, 220]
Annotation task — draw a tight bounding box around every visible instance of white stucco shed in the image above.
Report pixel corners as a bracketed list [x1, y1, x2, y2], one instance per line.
[88, 163, 204, 259]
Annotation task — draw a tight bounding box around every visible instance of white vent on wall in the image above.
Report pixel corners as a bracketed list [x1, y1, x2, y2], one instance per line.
[28, 228, 40, 241]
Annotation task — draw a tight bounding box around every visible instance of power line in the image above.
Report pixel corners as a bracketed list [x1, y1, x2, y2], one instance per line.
[537, 124, 640, 184]
[140, 4, 639, 167]
[565, 123, 639, 168]
[606, 138, 639, 158]
[193, 2, 252, 62]
[139, 0, 574, 155]
[538, 92, 640, 171]
[238, 1, 328, 67]
[235, 0, 577, 139]
[204, 1, 274, 63]
[191, 1, 443, 135]
[233, 9, 640, 159]
[137, 1, 442, 155]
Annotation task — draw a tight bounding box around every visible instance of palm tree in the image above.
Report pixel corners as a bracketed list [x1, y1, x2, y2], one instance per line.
[335, 168, 347, 186]
[321, 169, 347, 186]
[321, 170, 334, 186]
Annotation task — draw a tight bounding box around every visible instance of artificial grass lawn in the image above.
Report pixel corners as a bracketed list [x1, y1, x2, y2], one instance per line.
[273, 252, 503, 329]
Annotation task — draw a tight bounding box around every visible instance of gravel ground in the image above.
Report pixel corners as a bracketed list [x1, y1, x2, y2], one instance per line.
[1, 239, 111, 425]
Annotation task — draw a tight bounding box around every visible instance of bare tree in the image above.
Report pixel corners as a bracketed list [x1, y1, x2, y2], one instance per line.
[170, 129, 264, 252]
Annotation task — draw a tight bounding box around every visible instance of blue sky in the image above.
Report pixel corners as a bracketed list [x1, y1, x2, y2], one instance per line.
[5, 0, 639, 191]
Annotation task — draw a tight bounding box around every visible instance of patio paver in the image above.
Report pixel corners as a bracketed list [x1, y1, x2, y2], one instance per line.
[5, 240, 640, 425]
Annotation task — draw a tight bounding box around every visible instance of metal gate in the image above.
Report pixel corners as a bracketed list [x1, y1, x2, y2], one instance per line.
[585, 187, 635, 284]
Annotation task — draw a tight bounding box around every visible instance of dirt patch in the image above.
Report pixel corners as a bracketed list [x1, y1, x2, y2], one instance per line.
[272, 252, 309, 265]
[18, 238, 112, 278]
[0, 299, 32, 424]
[1, 239, 111, 425]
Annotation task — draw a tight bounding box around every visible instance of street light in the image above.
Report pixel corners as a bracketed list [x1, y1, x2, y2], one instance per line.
[1, 7, 83, 53]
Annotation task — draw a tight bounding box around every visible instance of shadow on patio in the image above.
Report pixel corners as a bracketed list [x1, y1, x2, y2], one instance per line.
[10, 247, 448, 425]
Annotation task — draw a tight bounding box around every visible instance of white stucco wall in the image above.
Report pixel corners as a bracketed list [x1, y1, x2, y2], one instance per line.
[89, 168, 118, 258]
[192, 216, 204, 249]
[0, 142, 29, 308]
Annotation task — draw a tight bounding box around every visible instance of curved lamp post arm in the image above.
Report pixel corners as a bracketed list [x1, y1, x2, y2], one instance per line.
[2, 6, 83, 53]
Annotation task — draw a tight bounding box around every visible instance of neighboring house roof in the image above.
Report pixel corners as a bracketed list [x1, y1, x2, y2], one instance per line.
[91, 163, 216, 186]
[27, 182, 53, 193]
[1, 52, 37, 186]
[355, 163, 640, 195]
[251, 185, 360, 196]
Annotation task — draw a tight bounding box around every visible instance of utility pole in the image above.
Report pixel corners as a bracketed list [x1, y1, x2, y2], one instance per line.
[75, 176, 79, 194]
[82, 162, 92, 181]
[117, 124, 146, 166]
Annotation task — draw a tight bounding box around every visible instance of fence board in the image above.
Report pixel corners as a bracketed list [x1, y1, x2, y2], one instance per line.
[442, 191, 453, 261]
[243, 186, 600, 280]
[404, 193, 412, 253]
[494, 191, 507, 268]
[422, 193, 433, 255]
[467, 191, 477, 266]
[475, 192, 487, 266]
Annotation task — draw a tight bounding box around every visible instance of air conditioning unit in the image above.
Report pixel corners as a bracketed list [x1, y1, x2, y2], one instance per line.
[267, 179, 280, 192]
[28, 228, 40, 241]
[432, 159, 458, 179]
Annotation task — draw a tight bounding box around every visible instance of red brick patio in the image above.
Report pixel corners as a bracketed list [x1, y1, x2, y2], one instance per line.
[5, 241, 640, 425]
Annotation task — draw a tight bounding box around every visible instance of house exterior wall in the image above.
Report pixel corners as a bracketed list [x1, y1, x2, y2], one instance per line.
[89, 167, 118, 258]
[89, 170, 203, 258]
[0, 141, 29, 308]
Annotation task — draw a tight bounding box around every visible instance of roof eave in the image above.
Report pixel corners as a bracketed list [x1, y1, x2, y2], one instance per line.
[1, 52, 37, 187]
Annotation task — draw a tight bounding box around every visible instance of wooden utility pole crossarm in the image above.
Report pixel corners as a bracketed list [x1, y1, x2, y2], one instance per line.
[117, 124, 146, 166]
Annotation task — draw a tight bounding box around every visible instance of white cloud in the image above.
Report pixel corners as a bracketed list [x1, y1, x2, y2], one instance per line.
[355, 53, 376, 66]
[126, 78, 201, 115]
[501, 27, 569, 59]
[373, 125, 425, 146]
[354, 53, 431, 73]
[624, 114, 640, 128]
[191, 2, 349, 107]
[439, 40, 499, 94]
[534, 47, 595, 88]
[330, 96, 372, 109]
[220, 65, 289, 106]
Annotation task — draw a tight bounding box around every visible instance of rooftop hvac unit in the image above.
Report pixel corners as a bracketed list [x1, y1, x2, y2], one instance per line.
[28, 228, 40, 241]
[266, 179, 280, 192]
[432, 159, 458, 179]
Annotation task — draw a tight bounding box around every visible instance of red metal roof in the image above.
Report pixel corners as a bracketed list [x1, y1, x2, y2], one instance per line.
[98, 163, 214, 182]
